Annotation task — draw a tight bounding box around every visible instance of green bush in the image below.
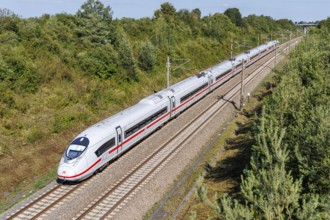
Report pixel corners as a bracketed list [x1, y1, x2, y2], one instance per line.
[27, 127, 44, 143]
[138, 40, 156, 71]
[52, 113, 77, 133]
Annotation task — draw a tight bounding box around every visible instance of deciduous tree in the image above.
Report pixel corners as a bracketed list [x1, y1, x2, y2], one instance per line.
[138, 40, 156, 71]
[224, 8, 242, 27]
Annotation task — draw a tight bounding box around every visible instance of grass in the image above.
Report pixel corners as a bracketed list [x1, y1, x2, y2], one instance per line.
[0, 168, 57, 213]
[0, 56, 206, 214]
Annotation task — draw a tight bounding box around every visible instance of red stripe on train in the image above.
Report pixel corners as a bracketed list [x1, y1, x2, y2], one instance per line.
[62, 49, 273, 179]
[58, 158, 102, 179]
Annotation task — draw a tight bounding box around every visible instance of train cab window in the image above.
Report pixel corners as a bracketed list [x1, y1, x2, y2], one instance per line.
[66, 137, 90, 160]
[66, 144, 87, 160]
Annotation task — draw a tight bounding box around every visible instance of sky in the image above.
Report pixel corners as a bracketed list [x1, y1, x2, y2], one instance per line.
[0, 0, 329, 22]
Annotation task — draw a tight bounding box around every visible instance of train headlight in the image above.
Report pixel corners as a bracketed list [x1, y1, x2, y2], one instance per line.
[57, 165, 76, 178]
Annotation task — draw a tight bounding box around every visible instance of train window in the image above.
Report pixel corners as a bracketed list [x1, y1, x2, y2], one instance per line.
[125, 107, 168, 138]
[70, 137, 89, 147]
[95, 137, 116, 157]
[125, 130, 133, 137]
[66, 144, 87, 160]
[180, 83, 208, 103]
[251, 54, 258, 59]
[216, 69, 231, 81]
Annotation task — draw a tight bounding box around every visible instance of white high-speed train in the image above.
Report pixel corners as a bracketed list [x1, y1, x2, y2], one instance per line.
[57, 40, 279, 181]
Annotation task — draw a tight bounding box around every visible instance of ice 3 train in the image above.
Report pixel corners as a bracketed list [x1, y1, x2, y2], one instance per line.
[57, 40, 279, 181]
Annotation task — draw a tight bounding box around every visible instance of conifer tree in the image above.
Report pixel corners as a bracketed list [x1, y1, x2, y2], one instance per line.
[224, 8, 242, 27]
[76, 0, 113, 45]
[117, 30, 137, 79]
[196, 108, 323, 219]
[138, 40, 156, 71]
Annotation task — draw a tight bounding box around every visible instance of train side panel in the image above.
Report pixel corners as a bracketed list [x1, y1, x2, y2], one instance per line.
[57, 40, 280, 181]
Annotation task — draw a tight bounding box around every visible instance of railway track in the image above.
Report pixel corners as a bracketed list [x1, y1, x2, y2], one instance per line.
[73, 43, 291, 220]
[3, 39, 299, 220]
[149, 39, 301, 220]
[6, 183, 80, 219]
[5, 170, 102, 219]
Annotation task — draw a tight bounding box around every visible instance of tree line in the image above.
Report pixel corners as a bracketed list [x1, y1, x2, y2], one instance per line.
[196, 20, 330, 219]
[0, 0, 299, 150]
[0, 0, 298, 100]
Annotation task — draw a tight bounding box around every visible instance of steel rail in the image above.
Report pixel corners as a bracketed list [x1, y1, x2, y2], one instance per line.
[75, 42, 284, 220]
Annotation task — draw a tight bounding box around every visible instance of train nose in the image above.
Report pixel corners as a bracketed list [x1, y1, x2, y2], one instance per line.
[57, 165, 76, 179]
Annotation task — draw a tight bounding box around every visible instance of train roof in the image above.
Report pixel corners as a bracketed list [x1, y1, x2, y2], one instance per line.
[165, 75, 204, 93]
[208, 61, 232, 73]
[139, 89, 174, 105]
[266, 41, 277, 46]
[256, 44, 268, 51]
[77, 99, 157, 146]
[74, 40, 279, 147]
[234, 53, 249, 63]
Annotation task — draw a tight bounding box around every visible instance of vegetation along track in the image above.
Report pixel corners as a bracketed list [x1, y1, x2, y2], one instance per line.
[4, 40, 297, 220]
[148, 39, 300, 220]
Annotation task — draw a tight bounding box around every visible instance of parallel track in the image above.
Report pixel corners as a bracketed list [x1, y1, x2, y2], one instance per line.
[6, 183, 81, 219]
[149, 39, 301, 220]
[74, 42, 290, 220]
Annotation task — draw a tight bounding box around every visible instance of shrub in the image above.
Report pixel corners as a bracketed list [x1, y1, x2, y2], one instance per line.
[138, 40, 156, 71]
[52, 113, 76, 133]
[27, 127, 43, 143]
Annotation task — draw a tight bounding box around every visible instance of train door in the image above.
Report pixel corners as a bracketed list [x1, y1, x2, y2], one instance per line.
[169, 96, 176, 118]
[116, 126, 123, 153]
[208, 75, 213, 92]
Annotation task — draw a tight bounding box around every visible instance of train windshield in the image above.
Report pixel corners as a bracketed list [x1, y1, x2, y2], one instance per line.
[65, 137, 90, 160]
[66, 144, 86, 160]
